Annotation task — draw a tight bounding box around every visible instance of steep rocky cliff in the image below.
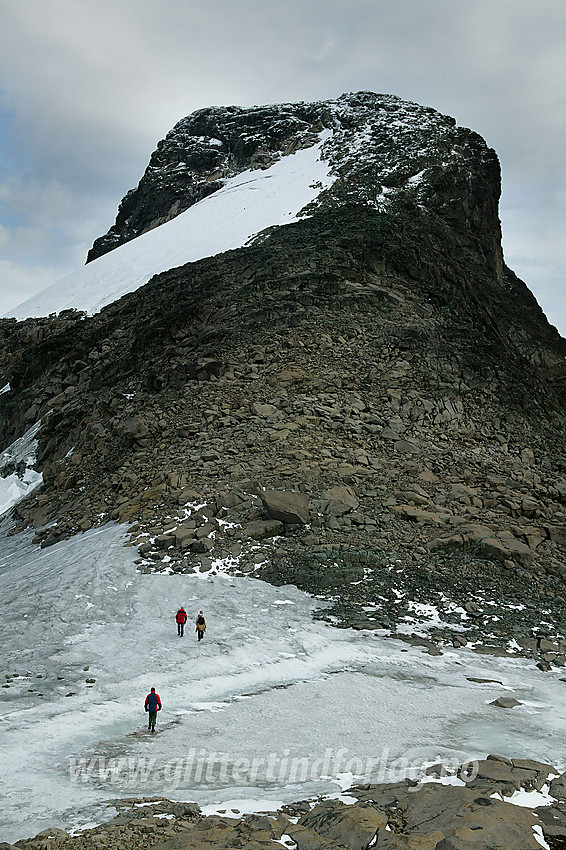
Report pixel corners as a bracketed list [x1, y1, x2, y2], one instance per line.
[1, 92, 566, 655]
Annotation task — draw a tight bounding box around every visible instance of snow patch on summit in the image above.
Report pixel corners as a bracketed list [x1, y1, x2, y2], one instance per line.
[6, 134, 335, 320]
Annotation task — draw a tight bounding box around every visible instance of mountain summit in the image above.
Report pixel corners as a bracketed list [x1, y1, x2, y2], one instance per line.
[1, 91, 565, 651]
[8, 91, 508, 319]
[86, 90, 502, 279]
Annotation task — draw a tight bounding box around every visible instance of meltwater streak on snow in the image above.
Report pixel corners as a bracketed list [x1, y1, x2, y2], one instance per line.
[1, 526, 566, 841]
[5, 135, 334, 320]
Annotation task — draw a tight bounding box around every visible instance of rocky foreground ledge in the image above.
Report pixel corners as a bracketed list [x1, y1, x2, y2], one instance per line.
[5, 756, 566, 850]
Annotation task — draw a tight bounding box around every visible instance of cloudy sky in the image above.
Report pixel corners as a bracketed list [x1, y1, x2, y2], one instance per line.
[0, 0, 565, 335]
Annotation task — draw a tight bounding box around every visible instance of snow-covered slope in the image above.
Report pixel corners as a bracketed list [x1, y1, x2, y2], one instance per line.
[1, 523, 565, 842]
[0, 421, 42, 518]
[5, 134, 334, 319]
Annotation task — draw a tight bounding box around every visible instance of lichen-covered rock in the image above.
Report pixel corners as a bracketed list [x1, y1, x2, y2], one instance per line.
[298, 800, 387, 849]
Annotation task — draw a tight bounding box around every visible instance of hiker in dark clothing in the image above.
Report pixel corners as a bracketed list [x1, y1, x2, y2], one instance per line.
[176, 606, 188, 636]
[196, 610, 206, 641]
[144, 687, 162, 732]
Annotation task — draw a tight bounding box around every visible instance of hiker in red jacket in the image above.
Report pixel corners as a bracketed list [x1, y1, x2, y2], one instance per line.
[175, 606, 188, 636]
[144, 687, 162, 733]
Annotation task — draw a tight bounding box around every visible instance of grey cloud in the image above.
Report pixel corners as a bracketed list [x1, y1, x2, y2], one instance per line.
[0, 0, 564, 331]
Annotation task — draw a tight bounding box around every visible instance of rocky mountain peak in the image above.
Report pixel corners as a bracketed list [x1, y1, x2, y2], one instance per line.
[1, 91, 566, 657]
[4, 92, 566, 850]
[87, 91, 503, 284]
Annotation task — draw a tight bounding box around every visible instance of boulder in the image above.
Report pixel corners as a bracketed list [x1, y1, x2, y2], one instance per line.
[429, 525, 534, 566]
[177, 488, 202, 505]
[243, 519, 285, 540]
[511, 758, 555, 775]
[121, 415, 150, 442]
[533, 805, 566, 843]
[393, 505, 448, 526]
[190, 538, 214, 553]
[380, 427, 401, 440]
[173, 524, 196, 547]
[496, 532, 534, 567]
[511, 525, 546, 549]
[322, 485, 359, 513]
[195, 358, 223, 381]
[286, 822, 350, 849]
[469, 757, 551, 792]
[215, 491, 244, 511]
[419, 469, 439, 483]
[427, 534, 464, 553]
[396, 489, 430, 506]
[394, 439, 420, 454]
[450, 483, 479, 499]
[252, 402, 278, 418]
[478, 536, 510, 561]
[545, 524, 566, 547]
[261, 490, 310, 524]
[490, 696, 522, 709]
[155, 533, 175, 550]
[299, 800, 387, 850]
[195, 522, 216, 539]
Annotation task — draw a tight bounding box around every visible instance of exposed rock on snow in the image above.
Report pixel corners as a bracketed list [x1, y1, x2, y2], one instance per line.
[11, 757, 566, 849]
[490, 696, 523, 708]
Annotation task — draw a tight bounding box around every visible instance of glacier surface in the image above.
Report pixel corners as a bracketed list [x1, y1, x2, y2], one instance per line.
[0, 523, 565, 842]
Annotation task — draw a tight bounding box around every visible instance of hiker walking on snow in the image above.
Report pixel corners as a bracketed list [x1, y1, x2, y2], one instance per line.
[196, 610, 206, 641]
[176, 606, 187, 636]
[144, 687, 162, 732]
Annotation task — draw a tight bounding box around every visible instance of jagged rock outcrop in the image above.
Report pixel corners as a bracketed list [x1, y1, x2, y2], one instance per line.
[1, 92, 566, 652]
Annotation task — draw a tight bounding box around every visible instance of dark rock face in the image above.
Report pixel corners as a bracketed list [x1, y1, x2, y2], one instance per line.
[1, 92, 566, 651]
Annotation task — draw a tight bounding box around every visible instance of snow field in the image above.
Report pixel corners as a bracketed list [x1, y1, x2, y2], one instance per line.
[5, 133, 334, 320]
[1, 523, 566, 841]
